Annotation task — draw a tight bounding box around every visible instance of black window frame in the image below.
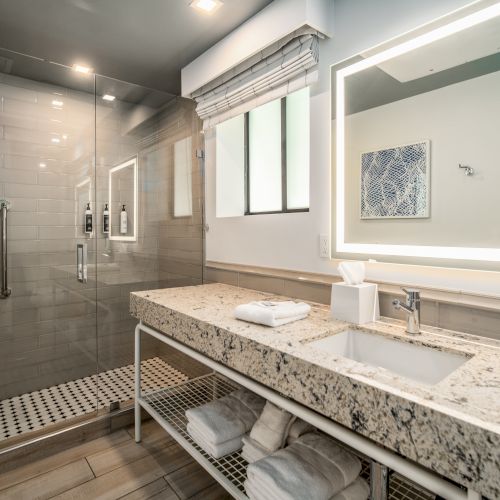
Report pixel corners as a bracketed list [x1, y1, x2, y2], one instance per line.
[244, 95, 309, 215]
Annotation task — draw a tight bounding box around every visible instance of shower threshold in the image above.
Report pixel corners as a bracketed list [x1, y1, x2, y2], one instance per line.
[0, 358, 187, 444]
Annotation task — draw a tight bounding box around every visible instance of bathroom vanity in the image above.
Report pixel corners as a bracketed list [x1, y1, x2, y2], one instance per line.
[130, 283, 500, 500]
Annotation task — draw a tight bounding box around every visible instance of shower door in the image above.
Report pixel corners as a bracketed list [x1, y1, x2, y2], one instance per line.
[0, 49, 98, 446]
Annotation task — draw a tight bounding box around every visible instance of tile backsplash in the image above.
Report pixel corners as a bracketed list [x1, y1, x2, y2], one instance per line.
[205, 264, 500, 340]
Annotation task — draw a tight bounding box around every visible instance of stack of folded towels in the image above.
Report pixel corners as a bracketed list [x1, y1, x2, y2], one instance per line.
[244, 432, 370, 500]
[234, 300, 311, 327]
[241, 401, 314, 463]
[186, 388, 265, 459]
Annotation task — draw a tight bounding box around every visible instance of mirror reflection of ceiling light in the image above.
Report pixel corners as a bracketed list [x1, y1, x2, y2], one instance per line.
[102, 94, 116, 101]
[190, 0, 223, 14]
[62, 134, 68, 140]
[51, 137, 60, 144]
[51, 99, 63, 107]
[72, 64, 93, 74]
[39, 162, 47, 168]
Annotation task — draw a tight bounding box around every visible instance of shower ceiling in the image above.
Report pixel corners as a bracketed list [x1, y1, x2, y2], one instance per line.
[0, 0, 273, 94]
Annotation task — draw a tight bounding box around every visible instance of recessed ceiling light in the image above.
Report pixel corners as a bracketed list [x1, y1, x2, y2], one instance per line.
[102, 94, 116, 101]
[72, 64, 93, 74]
[51, 99, 64, 107]
[51, 137, 60, 144]
[190, 0, 223, 14]
[39, 162, 47, 168]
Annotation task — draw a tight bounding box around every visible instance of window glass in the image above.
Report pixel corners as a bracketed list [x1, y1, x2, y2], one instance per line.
[248, 99, 282, 213]
[216, 115, 245, 217]
[174, 136, 192, 217]
[286, 88, 310, 209]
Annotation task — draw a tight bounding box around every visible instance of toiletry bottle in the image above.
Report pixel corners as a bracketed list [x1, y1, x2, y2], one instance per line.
[120, 204, 127, 234]
[103, 203, 109, 234]
[85, 203, 93, 234]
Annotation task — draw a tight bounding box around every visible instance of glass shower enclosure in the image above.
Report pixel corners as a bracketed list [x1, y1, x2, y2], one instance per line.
[0, 48, 203, 447]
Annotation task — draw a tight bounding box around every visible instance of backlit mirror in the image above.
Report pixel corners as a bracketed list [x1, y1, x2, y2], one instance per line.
[331, 1, 500, 270]
[108, 156, 138, 241]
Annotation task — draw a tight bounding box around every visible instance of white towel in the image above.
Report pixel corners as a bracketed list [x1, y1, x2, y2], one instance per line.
[249, 401, 295, 452]
[185, 389, 265, 444]
[241, 434, 272, 463]
[246, 433, 361, 500]
[286, 418, 316, 444]
[245, 477, 369, 500]
[332, 478, 370, 500]
[234, 301, 311, 327]
[187, 422, 242, 458]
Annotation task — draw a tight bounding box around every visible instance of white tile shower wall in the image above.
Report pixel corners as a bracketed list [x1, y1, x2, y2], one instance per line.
[0, 73, 97, 400]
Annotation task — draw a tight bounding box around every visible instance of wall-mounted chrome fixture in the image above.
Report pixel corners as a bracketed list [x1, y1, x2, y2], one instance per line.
[459, 164, 474, 176]
[0, 199, 11, 299]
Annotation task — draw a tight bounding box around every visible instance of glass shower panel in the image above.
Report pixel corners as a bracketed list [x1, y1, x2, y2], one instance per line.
[95, 76, 203, 412]
[0, 49, 98, 446]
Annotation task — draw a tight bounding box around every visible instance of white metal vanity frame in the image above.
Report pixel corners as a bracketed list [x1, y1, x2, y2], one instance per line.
[134, 321, 481, 500]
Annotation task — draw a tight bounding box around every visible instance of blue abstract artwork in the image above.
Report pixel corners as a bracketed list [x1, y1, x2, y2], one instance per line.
[360, 141, 430, 219]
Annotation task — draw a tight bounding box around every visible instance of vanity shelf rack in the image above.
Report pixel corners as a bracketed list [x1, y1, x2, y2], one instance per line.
[134, 321, 465, 500]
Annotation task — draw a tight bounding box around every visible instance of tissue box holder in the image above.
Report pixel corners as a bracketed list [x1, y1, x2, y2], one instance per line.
[331, 282, 379, 325]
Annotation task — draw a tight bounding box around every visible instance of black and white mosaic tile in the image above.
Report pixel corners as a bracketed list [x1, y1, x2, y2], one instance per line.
[0, 357, 187, 441]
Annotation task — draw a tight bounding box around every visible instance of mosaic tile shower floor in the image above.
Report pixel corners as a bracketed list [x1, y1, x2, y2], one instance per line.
[0, 357, 188, 441]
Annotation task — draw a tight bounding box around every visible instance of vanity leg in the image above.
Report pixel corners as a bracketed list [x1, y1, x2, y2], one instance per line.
[134, 323, 142, 443]
[370, 462, 389, 500]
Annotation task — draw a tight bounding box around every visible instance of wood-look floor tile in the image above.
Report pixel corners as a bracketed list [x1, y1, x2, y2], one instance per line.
[0, 430, 130, 491]
[118, 477, 177, 500]
[165, 461, 217, 499]
[52, 444, 193, 500]
[0, 459, 94, 500]
[189, 482, 235, 500]
[87, 435, 176, 477]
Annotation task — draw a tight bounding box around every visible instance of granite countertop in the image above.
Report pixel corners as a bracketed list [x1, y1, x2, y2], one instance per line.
[130, 283, 500, 498]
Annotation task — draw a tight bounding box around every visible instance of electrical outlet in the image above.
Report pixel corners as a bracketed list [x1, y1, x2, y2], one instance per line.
[319, 234, 329, 258]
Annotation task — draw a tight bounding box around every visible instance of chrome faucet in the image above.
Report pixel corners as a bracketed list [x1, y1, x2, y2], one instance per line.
[392, 288, 420, 334]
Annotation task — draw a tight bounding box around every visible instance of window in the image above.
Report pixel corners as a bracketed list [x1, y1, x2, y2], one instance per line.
[215, 87, 309, 217]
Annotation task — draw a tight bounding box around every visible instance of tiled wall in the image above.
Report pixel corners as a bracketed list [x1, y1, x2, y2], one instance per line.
[205, 266, 500, 340]
[0, 72, 97, 400]
[0, 70, 204, 402]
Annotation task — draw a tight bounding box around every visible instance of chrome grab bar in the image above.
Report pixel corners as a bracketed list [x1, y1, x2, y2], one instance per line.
[0, 199, 11, 299]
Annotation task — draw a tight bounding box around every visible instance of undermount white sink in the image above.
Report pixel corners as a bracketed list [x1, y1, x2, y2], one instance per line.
[309, 329, 468, 385]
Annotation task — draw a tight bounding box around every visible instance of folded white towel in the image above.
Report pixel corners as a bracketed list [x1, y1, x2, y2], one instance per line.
[249, 401, 295, 452]
[234, 301, 311, 327]
[286, 418, 316, 445]
[241, 434, 272, 463]
[187, 422, 242, 458]
[246, 433, 361, 500]
[185, 389, 265, 445]
[332, 477, 370, 500]
[245, 476, 369, 500]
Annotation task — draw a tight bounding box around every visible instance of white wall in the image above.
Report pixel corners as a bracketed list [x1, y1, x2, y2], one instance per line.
[206, 0, 500, 296]
[345, 71, 500, 248]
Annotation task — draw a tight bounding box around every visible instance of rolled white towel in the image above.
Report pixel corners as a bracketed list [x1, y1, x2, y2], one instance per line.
[241, 434, 272, 463]
[187, 422, 242, 458]
[185, 389, 265, 445]
[246, 433, 361, 500]
[234, 300, 311, 327]
[286, 418, 316, 445]
[332, 477, 370, 500]
[249, 401, 295, 452]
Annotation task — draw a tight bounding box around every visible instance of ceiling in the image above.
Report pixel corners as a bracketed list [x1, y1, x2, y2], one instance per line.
[0, 0, 273, 95]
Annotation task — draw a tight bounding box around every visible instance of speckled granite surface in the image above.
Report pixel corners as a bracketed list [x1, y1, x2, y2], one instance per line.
[130, 283, 500, 498]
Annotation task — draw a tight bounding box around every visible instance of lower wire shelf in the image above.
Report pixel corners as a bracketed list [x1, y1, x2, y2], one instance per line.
[139, 373, 435, 500]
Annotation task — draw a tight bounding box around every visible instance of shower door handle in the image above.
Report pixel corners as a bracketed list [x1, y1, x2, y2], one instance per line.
[0, 200, 11, 299]
[77, 243, 88, 283]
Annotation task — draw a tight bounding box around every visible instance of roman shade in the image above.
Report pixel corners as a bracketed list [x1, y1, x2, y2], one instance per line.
[190, 28, 320, 129]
